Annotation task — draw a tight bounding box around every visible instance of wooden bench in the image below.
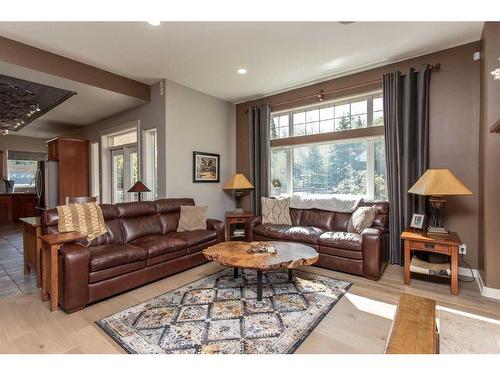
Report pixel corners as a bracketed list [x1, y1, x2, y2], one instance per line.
[385, 293, 439, 354]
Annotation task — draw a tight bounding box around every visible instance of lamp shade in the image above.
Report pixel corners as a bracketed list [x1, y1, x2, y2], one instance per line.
[128, 180, 151, 193]
[223, 173, 254, 190]
[408, 169, 473, 196]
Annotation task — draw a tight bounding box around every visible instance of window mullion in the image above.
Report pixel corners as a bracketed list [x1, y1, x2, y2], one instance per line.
[366, 140, 375, 199]
[367, 96, 374, 127]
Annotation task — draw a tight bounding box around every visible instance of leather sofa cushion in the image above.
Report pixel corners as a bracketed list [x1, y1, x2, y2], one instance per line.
[120, 214, 163, 243]
[319, 231, 362, 251]
[167, 229, 216, 247]
[296, 209, 335, 231]
[89, 244, 147, 272]
[319, 246, 363, 260]
[131, 235, 187, 258]
[89, 260, 146, 283]
[282, 226, 323, 244]
[253, 224, 290, 239]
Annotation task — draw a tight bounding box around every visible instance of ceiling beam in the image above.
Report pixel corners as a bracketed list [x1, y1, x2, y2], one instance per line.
[0, 36, 150, 102]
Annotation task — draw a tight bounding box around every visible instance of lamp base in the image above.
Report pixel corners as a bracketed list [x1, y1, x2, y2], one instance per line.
[427, 226, 449, 234]
[427, 195, 448, 234]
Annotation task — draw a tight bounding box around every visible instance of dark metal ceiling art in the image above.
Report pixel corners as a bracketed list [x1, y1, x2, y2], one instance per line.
[0, 74, 76, 135]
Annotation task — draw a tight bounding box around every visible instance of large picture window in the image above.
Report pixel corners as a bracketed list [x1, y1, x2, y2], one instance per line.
[269, 92, 387, 200]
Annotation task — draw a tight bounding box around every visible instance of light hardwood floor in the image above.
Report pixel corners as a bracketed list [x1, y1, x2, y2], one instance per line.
[1, 259, 500, 354]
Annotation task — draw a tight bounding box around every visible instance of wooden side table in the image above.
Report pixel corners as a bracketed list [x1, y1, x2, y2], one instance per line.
[225, 211, 254, 241]
[401, 229, 461, 295]
[40, 232, 86, 311]
[19, 216, 42, 288]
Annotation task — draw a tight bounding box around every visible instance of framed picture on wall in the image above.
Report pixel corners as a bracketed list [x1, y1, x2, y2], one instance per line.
[193, 151, 220, 183]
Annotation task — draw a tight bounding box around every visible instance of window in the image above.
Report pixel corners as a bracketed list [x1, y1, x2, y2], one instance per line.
[90, 142, 100, 201]
[270, 93, 384, 139]
[269, 92, 387, 200]
[143, 129, 158, 199]
[108, 130, 137, 147]
[6, 150, 46, 191]
[107, 128, 139, 203]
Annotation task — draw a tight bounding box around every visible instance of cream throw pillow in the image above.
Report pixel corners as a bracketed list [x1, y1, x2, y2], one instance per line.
[261, 197, 292, 225]
[177, 205, 208, 232]
[349, 205, 377, 234]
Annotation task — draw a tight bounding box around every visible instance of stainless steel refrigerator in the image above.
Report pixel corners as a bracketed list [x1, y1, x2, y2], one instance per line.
[35, 160, 59, 211]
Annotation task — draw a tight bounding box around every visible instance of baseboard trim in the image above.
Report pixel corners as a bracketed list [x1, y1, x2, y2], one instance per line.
[458, 266, 500, 300]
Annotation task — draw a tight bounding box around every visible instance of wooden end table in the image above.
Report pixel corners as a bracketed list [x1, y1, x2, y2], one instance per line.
[401, 229, 461, 295]
[225, 211, 254, 241]
[40, 232, 86, 311]
[19, 216, 42, 288]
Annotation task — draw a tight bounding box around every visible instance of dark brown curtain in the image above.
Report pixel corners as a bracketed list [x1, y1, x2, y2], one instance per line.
[383, 66, 431, 265]
[248, 104, 270, 216]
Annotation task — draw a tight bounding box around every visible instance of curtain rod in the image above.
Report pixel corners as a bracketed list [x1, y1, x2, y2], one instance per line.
[244, 63, 440, 113]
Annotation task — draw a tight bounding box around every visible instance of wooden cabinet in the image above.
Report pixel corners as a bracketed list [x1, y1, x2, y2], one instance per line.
[0, 193, 37, 223]
[46, 138, 89, 205]
[47, 141, 59, 161]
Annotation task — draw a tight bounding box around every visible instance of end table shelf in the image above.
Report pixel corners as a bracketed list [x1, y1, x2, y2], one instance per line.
[401, 229, 461, 295]
[225, 211, 254, 241]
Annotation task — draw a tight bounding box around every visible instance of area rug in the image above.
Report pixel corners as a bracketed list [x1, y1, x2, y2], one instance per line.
[96, 268, 351, 354]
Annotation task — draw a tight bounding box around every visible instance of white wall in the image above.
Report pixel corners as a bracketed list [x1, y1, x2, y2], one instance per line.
[164, 80, 236, 220]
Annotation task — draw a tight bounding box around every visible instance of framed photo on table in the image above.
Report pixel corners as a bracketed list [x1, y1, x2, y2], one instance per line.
[193, 151, 220, 183]
[410, 213, 425, 229]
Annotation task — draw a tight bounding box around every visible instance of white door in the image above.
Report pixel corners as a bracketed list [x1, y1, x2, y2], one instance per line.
[111, 145, 138, 203]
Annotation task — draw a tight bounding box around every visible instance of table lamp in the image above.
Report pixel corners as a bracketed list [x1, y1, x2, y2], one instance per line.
[128, 181, 151, 202]
[223, 173, 254, 213]
[408, 169, 472, 234]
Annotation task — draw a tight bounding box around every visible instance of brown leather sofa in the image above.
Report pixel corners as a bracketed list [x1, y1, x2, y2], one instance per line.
[41, 198, 224, 313]
[245, 200, 389, 280]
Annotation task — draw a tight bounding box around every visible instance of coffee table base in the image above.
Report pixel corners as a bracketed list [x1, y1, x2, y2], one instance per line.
[233, 267, 294, 304]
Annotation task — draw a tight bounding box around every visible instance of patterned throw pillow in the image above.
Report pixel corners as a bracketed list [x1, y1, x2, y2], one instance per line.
[350, 205, 377, 234]
[261, 197, 292, 225]
[177, 206, 208, 232]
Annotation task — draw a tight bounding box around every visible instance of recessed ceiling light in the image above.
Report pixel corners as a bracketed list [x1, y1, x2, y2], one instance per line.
[147, 21, 160, 26]
[237, 68, 247, 75]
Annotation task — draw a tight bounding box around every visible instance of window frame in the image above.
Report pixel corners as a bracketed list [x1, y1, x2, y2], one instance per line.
[269, 90, 386, 200]
[270, 91, 383, 144]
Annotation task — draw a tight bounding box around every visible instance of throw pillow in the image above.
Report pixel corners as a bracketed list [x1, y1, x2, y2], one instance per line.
[350, 205, 377, 234]
[177, 205, 208, 232]
[261, 197, 292, 225]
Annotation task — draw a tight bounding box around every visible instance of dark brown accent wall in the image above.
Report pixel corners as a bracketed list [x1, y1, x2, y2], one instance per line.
[479, 22, 500, 289]
[0, 36, 150, 102]
[236, 42, 481, 268]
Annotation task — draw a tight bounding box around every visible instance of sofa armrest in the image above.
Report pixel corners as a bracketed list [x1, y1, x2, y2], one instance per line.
[59, 243, 90, 313]
[361, 227, 384, 281]
[207, 218, 225, 243]
[245, 216, 262, 242]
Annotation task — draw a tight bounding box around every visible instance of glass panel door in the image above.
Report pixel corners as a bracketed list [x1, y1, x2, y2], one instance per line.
[111, 149, 124, 203]
[127, 146, 138, 202]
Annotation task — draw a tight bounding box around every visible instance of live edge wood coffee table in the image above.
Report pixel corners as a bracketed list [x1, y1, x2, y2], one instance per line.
[203, 241, 319, 303]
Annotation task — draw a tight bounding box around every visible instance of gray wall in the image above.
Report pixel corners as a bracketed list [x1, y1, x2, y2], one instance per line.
[0, 134, 48, 177]
[164, 80, 236, 220]
[77, 79, 236, 220]
[77, 81, 167, 197]
[236, 42, 482, 268]
[479, 22, 500, 289]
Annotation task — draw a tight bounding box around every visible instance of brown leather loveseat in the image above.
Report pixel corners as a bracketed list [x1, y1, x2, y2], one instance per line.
[245, 200, 388, 280]
[41, 198, 224, 313]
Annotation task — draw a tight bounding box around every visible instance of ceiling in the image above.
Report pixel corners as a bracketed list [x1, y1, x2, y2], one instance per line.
[0, 22, 484, 103]
[0, 61, 145, 138]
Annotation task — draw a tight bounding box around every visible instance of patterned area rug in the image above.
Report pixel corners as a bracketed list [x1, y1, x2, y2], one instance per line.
[96, 268, 351, 354]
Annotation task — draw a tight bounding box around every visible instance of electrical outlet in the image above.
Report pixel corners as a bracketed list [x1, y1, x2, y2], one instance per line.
[459, 244, 467, 255]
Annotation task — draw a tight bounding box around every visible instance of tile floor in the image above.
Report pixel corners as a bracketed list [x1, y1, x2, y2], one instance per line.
[0, 223, 38, 298]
